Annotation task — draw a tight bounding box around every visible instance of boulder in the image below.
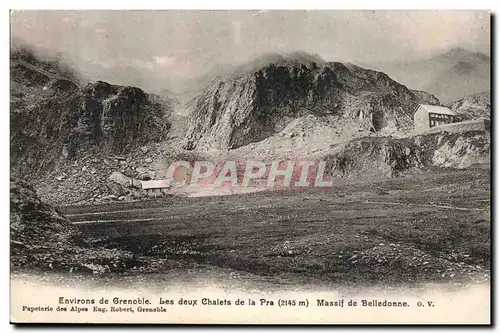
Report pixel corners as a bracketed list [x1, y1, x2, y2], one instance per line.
[135, 166, 154, 181]
[131, 178, 143, 189]
[108, 171, 132, 187]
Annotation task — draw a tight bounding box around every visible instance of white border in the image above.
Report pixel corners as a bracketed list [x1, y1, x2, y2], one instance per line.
[4, 2, 497, 10]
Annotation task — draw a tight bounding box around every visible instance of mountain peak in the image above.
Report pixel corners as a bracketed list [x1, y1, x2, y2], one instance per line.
[184, 58, 419, 151]
[224, 52, 327, 80]
[450, 61, 476, 74]
[437, 47, 490, 63]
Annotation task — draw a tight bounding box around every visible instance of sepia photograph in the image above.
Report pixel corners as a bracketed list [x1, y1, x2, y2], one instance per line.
[9, 9, 491, 324]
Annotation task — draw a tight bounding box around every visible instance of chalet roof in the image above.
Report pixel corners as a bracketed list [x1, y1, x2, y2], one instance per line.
[415, 104, 457, 116]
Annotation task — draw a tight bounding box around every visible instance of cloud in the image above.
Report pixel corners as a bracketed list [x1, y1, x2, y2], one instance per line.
[135, 60, 155, 70]
[232, 21, 243, 45]
[10, 10, 490, 83]
[95, 28, 107, 34]
[153, 56, 176, 66]
[21, 20, 33, 29]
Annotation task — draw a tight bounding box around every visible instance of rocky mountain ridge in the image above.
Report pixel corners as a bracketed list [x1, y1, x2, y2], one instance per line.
[10, 48, 491, 206]
[363, 48, 490, 104]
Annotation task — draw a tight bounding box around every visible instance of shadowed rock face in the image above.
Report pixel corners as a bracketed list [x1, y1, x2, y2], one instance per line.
[73, 81, 170, 155]
[11, 80, 170, 179]
[410, 89, 441, 106]
[10, 47, 171, 180]
[184, 57, 420, 151]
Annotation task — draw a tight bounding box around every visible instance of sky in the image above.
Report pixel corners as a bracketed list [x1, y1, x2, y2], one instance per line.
[10, 10, 491, 92]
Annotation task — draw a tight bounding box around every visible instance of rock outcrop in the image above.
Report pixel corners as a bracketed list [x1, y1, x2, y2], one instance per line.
[324, 136, 424, 178]
[184, 54, 420, 151]
[322, 130, 490, 179]
[431, 132, 490, 169]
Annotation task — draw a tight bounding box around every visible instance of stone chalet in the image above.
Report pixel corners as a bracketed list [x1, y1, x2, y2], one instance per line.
[413, 104, 460, 133]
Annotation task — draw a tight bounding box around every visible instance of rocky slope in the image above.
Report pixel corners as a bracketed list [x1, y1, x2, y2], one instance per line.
[10, 178, 136, 273]
[34, 142, 189, 205]
[184, 54, 420, 151]
[10, 45, 172, 181]
[231, 129, 491, 184]
[10, 178, 83, 255]
[322, 130, 490, 179]
[448, 92, 491, 121]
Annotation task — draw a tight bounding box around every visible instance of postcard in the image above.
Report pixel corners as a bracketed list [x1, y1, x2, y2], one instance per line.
[9, 9, 491, 324]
